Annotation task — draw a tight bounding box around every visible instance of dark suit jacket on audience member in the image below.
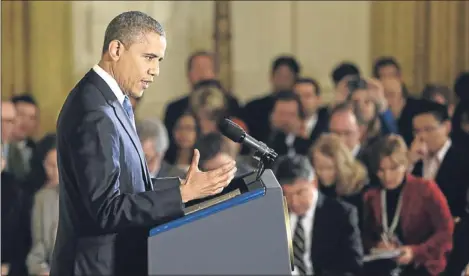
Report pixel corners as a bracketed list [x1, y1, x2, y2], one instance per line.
[363, 174, 454, 275]
[1, 171, 32, 276]
[241, 94, 275, 143]
[51, 70, 185, 276]
[311, 193, 364, 276]
[445, 212, 469, 276]
[267, 107, 330, 156]
[411, 144, 469, 218]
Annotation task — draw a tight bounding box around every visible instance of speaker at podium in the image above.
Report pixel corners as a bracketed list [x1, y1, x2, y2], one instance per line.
[147, 169, 294, 275]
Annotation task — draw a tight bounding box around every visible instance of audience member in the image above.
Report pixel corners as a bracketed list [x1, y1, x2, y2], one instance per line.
[196, 132, 254, 176]
[328, 103, 362, 157]
[293, 77, 329, 147]
[267, 91, 307, 156]
[242, 55, 301, 142]
[7, 94, 39, 180]
[311, 133, 368, 225]
[1, 144, 31, 276]
[330, 62, 361, 104]
[1, 101, 16, 169]
[164, 112, 201, 172]
[421, 84, 454, 117]
[363, 135, 453, 276]
[26, 134, 59, 276]
[274, 154, 363, 276]
[137, 118, 185, 178]
[451, 71, 469, 150]
[409, 101, 469, 218]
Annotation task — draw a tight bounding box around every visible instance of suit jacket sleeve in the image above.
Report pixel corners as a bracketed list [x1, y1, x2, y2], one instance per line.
[67, 110, 184, 232]
[409, 180, 454, 266]
[337, 205, 364, 274]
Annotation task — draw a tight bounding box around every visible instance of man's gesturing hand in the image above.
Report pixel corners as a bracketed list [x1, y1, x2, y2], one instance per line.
[180, 149, 237, 203]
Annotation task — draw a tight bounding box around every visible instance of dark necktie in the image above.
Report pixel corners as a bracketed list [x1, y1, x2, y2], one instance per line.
[293, 216, 307, 275]
[123, 96, 136, 129]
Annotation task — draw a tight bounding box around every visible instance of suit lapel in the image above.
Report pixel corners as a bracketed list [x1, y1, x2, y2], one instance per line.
[86, 70, 153, 191]
[310, 193, 325, 264]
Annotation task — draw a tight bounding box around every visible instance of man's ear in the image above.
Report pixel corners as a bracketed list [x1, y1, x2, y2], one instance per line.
[108, 40, 123, 61]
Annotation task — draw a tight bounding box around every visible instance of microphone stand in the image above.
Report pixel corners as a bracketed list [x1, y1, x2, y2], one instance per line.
[251, 143, 278, 181]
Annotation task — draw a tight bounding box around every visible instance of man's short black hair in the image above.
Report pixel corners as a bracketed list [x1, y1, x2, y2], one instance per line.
[372, 56, 401, 78]
[273, 90, 306, 120]
[271, 55, 301, 76]
[454, 71, 469, 102]
[295, 77, 321, 96]
[331, 62, 361, 86]
[186, 51, 214, 73]
[102, 11, 165, 54]
[273, 155, 314, 186]
[414, 100, 450, 123]
[11, 94, 38, 106]
[195, 132, 224, 164]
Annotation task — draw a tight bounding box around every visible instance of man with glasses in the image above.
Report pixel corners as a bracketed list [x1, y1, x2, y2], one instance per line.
[409, 101, 469, 219]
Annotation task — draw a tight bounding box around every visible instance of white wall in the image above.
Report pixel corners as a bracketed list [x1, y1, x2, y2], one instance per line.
[72, 1, 371, 119]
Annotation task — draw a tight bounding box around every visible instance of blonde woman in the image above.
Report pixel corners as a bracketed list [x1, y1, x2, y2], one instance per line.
[311, 133, 368, 221]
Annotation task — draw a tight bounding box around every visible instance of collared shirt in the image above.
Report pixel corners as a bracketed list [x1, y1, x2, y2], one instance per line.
[423, 139, 451, 180]
[289, 189, 318, 275]
[304, 113, 318, 138]
[93, 64, 126, 106]
[351, 144, 361, 158]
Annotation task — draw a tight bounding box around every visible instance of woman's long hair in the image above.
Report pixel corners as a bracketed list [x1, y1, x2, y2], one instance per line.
[164, 111, 201, 165]
[26, 133, 57, 193]
[311, 133, 368, 196]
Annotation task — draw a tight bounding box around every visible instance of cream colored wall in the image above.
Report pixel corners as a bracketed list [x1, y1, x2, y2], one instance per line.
[72, 1, 371, 119]
[232, 1, 371, 103]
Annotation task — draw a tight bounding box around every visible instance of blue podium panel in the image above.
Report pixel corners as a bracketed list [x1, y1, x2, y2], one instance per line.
[148, 169, 293, 275]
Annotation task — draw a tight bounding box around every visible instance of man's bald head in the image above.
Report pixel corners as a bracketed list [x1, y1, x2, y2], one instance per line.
[1, 101, 16, 142]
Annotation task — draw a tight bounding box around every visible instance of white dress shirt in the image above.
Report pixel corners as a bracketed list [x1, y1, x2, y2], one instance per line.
[304, 114, 318, 138]
[351, 144, 361, 158]
[289, 189, 318, 275]
[93, 65, 126, 106]
[423, 139, 451, 180]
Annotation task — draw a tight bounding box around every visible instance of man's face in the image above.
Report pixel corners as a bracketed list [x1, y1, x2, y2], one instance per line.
[350, 89, 376, 124]
[294, 83, 321, 117]
[188, 55, 215, 87]
[378, 65, 400, 80]
[412, 113, 450, 154]
[142, 138, 163, 174]
[202, 152, 233, 172]
[282, 179, 314, 216]
[271, 100, 301, 133]
[1, 101, 16, 142]
[329, 110, 360, 151]
[113, 32, 166, 98]
[271, 65, 296, 92]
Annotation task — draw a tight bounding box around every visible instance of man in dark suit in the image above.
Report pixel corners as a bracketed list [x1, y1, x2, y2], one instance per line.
[51, 11, 237, 276]
[409, 101, 469, 218]
[242, 55, 301, 143]
[293, 77, 329, 150]
[274, 155, 363, 276]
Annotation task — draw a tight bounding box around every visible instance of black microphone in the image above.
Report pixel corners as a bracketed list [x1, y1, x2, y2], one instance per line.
[218, 119, 278, 162]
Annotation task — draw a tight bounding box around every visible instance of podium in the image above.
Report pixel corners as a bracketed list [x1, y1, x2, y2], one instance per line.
[148, 169, 293, 275]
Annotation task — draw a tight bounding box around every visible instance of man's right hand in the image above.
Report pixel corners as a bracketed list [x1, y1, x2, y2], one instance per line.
[408, 135, 428, 164]
[180, 149, 237, 203]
